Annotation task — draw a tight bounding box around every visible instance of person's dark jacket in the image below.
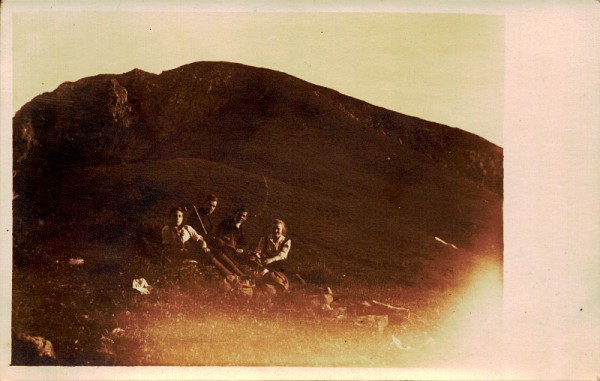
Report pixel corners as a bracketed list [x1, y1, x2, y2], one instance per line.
[214, 217, 247, 253]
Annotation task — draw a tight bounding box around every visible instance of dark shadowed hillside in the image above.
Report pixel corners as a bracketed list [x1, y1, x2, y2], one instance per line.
[11, 62, 503, 366]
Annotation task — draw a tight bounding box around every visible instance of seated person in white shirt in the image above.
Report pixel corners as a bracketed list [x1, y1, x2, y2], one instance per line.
[252, 219, 291, 273]
[161, 207, 235, 277]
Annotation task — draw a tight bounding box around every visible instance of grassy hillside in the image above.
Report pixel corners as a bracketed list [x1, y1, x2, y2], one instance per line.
[21, 148, 501, 284]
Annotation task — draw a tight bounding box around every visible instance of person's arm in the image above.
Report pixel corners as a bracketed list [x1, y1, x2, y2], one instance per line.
[214, 220, 237, 251]
[264, 239, 291, 265]
[234, 228, 247, 254]
[254, 236, 266, 254]
[186, 226, 210, 252]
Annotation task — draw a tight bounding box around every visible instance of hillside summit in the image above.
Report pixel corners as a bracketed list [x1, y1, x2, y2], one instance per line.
[14, 61, 501, 192]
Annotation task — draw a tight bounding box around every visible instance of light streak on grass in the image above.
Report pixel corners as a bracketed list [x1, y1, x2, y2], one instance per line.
[108, 252, 501, 370]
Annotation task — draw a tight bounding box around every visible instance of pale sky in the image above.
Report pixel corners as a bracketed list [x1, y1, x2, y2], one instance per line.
[10, 9, 504, 145]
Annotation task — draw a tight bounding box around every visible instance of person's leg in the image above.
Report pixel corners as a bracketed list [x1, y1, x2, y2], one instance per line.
[209, 254, 234, 277]
[217, 252, 245, 276]
[197, 250, 234, 278]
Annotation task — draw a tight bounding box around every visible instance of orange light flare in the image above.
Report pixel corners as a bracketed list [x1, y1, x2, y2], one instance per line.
[419, 253, 504, 373]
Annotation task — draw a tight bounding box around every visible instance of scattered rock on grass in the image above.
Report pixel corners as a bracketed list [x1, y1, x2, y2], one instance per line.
[309, 292, 334, 310]
[111, 328, 125, 336]
[132, 278, 151, 294]
[219, 277, 233, 292]
[261, 284, 278, 296]
[296, 287, 334, 311]
[219, 275, 256, 298]
[234, 277, 255, 298]
[98, 335, 116, 361]
[391, 334, 411, 351]
[15, 333, 57, 362]
[354, 315, 389, 334]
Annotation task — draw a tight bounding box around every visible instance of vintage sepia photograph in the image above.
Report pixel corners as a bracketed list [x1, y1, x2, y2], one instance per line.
[1, 1, 598, 380]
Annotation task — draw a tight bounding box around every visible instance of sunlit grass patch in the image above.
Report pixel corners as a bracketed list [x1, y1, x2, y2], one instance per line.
[97, 267, 479, 367]
[115, 302, 415, 367]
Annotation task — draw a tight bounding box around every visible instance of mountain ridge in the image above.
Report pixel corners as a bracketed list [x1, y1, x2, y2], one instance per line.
[14, 61, 502, 193]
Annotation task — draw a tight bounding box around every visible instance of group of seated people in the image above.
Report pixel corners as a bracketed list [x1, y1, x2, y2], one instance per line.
[160, 194, 291, 279]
